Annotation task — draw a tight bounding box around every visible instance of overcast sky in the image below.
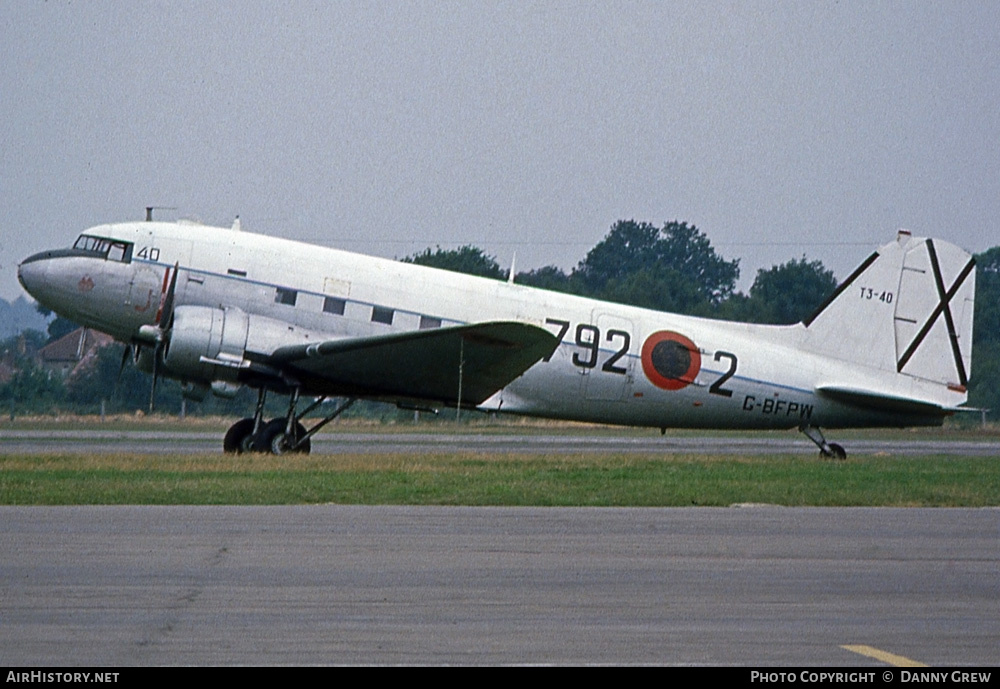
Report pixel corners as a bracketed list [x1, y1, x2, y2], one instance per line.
[3, 1, 998, 302]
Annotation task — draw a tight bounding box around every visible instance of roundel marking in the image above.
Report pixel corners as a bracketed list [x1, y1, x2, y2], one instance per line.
[641, 330, 701, 391]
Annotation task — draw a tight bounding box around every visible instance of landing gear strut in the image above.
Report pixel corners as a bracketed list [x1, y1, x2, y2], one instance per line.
[223, 388, 269, 453]
[222, 387, 357, 455]
[800, 425, 847, 460]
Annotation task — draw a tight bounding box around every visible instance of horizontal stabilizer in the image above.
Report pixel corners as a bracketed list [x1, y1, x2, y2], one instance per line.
[815, 385, 951, 417]
[269, 321, 558, 406]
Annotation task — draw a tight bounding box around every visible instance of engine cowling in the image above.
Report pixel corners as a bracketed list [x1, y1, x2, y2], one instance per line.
[162, 305, 250, 382]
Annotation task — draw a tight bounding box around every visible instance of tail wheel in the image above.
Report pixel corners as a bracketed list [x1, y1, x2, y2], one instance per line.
[822, 443, 847, 460]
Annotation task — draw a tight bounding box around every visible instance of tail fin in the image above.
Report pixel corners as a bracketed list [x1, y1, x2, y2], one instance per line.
[802, 231, 975, 392]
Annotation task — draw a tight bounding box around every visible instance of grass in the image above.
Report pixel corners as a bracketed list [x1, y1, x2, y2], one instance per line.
[2, 418, 997, 506]
[0, 451, 997, 507]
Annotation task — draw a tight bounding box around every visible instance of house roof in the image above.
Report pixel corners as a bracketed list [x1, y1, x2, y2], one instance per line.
[37, 327, 114, 377]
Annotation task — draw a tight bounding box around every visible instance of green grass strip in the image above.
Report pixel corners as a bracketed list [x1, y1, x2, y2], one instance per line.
[1, 452, 998, 506]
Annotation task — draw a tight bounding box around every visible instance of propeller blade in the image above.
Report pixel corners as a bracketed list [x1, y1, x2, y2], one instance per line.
[117, 345, 130, 384]
[155, 262, 180, 327]
[111, 343, 132, 403]
[148, 262, 178, 413]
[149, 343, 160, 413]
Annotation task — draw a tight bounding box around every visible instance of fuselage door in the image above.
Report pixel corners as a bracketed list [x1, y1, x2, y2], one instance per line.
[584, 312, 635, 401]
[126, 265, 164, 319]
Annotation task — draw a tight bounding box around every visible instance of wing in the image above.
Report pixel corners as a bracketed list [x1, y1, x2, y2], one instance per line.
[269, 321, 558, 406]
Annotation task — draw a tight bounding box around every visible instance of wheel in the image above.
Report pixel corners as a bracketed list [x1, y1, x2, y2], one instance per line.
[820, 442, 847, 460]
[254, 418, 311, 455]
[252, 418, 284, 453]
[223, 418, 256, 454]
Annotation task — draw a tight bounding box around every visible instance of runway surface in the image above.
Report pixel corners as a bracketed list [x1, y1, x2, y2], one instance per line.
[2, 428, 998, 456]
[1, 505, 997, 666]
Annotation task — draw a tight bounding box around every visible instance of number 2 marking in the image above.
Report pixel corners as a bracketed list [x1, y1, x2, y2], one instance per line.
[601, 329, 631, 374]
[708, 351, 737, 397]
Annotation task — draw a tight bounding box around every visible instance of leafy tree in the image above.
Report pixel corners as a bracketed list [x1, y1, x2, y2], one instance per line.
[968, 247, 1000, 420]
[0, 330, 48, 360]
[972, 247, 1000, 346]
[402, 245, 507, 280]
[600, 262, 709, 314]
[656, 221, 740, 305]
[0, 331, 63, 414]
[574, 220, 739, 313]
[66, 343, 133, 408]
[32, 301, 78, 342]
[64, 343, 188, 413]
[0, 297, 48, 339]
[515, 265, 577, 294]
[0, 358, 66, 414]
[574, 220, 662, 292]
[46, 316, 79, 342]
[744, 257, 838, 325]
[968, 341, 999, 420]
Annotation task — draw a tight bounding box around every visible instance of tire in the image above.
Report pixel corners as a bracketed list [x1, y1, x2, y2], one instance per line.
[223, 418, 256, 454]
[255, 418, 311, 455]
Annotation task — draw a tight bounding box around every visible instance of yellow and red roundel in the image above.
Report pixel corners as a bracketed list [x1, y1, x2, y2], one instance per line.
[641, 331, 701, 390]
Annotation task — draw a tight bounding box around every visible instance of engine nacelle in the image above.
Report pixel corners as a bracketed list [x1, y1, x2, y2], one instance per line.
[162, 306, 250, 382]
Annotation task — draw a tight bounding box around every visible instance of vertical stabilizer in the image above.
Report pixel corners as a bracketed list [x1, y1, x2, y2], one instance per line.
[802, 232, 975, 391]
[893, 237, 975, 388]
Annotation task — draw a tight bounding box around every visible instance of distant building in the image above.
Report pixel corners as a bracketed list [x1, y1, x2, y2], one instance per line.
[37, 328, 114, 379]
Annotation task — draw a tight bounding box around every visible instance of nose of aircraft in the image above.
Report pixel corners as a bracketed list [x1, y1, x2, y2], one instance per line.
[17, 249, 57, 303]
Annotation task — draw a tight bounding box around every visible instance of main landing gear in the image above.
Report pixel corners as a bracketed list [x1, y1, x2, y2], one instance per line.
[223, 387, 357, 455]
[800, 425, 847, 460]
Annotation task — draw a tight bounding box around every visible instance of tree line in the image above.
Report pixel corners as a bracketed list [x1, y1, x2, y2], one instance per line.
[2, 219, 997, 420]
[407, 219, 1000, 419]
[406, 219, 839, 325]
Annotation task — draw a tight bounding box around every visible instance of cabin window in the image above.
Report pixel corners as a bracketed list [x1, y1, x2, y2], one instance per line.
[107, 243, 127, 262]
[419, 316, 442, 330]
[371, 306, 394, 325]
[74, 235, 109, 253]
[275, 287, 297, 306]
[73, 235, 132, 263]
[323, 297, 346, 315]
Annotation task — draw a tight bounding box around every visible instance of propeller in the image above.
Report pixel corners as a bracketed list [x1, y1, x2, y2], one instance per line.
[132, 262, 179, 413]
[150, 262, 179, 412]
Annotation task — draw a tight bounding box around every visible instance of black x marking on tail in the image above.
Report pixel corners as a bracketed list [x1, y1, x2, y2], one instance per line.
[896, 240, 975, 386]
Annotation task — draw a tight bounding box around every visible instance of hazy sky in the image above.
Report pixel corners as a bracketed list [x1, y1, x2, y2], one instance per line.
[3, 1, 998, 301]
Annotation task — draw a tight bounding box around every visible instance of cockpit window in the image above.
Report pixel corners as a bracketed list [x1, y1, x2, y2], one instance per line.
[73, 235, 133, 263]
